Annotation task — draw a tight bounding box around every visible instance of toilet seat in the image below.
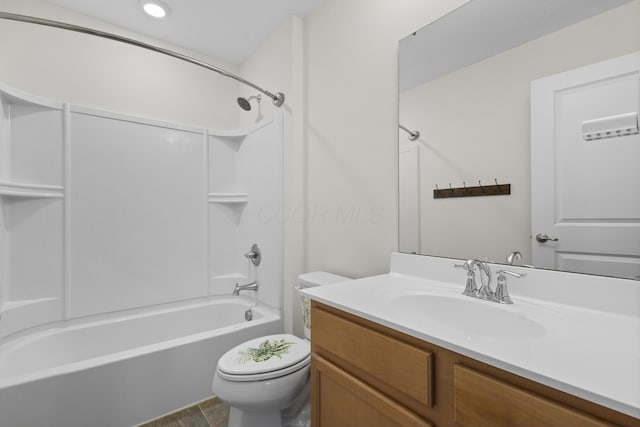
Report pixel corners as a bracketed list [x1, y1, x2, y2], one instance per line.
[217, 334, 310, 382]
[217, 355, 311, 382]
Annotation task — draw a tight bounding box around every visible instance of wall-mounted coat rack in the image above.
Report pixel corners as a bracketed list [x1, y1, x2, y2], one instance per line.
[434, 180, 511, 199]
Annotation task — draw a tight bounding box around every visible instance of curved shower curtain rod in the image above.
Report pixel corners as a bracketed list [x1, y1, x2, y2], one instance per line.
[399, 124, 420, 140]
[0, 12, 285, 107]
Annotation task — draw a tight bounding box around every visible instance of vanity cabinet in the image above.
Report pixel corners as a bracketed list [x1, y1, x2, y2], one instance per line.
[310, 301, 638, 427]
[312, 355, 432, 427]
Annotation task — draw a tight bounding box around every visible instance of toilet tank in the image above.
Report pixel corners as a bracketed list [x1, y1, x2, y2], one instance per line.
[298, 272, 351, 340]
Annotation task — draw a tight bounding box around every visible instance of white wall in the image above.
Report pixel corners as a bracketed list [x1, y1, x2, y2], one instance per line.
[238, 16, 305, 334]
[67, 111, 208, 318]
[400, 1, 640, 263]
[303, 0, 468, 278]
[0, 0, 239, 129]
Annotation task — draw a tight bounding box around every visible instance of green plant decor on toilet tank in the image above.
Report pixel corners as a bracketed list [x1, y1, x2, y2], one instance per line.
[239, 339, 294, 363]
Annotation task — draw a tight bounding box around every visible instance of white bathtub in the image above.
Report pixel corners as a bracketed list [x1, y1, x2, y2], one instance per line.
[0, 296, 281, 427]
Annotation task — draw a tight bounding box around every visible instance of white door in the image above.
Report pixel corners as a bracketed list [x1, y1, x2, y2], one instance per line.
[531, 51, 640, 279]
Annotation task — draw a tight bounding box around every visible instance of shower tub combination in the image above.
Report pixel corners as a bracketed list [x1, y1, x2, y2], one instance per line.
[0, 83, 284, 426]
[0, 296, 280, 427]
[0, 12, 286, 427]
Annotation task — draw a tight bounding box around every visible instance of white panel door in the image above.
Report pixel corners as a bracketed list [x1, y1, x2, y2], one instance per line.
[531, 51, 640, 279]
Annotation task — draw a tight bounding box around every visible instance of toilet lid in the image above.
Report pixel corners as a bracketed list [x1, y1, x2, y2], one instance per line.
[217, 334, 310, 377]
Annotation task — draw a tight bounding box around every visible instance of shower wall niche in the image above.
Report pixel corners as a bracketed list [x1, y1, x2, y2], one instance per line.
[0, 81, 283, 338]
[0, 83, 65, 337]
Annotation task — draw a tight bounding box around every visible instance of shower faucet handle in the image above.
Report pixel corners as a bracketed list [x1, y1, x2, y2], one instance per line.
[244, 243, 261, 266]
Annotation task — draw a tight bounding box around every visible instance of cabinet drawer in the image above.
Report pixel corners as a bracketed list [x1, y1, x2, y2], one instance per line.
[312, 306, 433, 408]
[312, 354, 433, 427]
[454, 364, 614, 427]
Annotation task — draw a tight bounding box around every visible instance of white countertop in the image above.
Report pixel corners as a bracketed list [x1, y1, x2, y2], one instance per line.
[301, 254, 640, 419]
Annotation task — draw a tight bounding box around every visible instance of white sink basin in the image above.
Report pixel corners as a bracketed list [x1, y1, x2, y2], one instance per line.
[391, 294, 547, 339]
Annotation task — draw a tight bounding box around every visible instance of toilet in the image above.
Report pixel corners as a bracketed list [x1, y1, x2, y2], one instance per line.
[212, 272, 350, 427]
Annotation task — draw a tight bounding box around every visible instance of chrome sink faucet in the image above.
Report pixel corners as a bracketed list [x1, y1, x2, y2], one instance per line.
[454, 259, 491, 296]
[232, 281, 259, 296]
[506, 250, 523, 265]
[454, 260, 525, 304]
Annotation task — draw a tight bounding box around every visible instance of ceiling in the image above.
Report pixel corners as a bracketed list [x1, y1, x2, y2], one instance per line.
[46, 0, 321, 64]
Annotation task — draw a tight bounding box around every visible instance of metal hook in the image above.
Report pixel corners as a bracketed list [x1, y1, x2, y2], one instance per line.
[463, 181, 468, 191]
[494, 178, 500, 189]
[479, 180, 486, 192]
[449, 183, 453, 190]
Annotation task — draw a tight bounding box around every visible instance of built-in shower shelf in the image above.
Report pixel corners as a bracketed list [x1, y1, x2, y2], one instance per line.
[208, 193, 248, 204]
[209, 129, 249, 140]
[211, 273, 248, 280]
[1, 297, 60, 312]
[0, 81, 64, 110]
[0, 182, 64, 198]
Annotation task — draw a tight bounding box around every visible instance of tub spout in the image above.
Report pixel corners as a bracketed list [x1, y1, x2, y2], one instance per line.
[232, 281, 258, 296]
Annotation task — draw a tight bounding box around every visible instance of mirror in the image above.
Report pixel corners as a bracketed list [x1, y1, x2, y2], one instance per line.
[398, 0, 640, 279]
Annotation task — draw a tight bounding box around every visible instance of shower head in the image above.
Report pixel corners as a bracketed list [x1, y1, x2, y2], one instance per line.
[237, 97, 251, 111]
[237, 94, 261, 111]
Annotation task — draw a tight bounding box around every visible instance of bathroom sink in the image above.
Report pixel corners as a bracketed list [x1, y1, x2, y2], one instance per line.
[391, 295, 546, 340]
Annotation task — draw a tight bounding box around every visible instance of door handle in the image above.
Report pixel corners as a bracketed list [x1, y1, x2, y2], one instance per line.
[536, 233, 559, 243]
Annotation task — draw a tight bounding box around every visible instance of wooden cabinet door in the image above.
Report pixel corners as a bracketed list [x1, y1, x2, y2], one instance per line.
[312, 305, 434, 410]
[311, 354, 432, 427]
[454, 365, 614, 427]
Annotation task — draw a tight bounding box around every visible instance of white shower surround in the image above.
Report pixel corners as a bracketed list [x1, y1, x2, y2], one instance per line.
[0, 81, 284, 338]
[0, 80, 285, 425]
[0, 296, 281, 427]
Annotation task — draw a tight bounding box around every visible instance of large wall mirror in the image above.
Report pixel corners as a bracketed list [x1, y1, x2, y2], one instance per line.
[398, 0, 640, 279]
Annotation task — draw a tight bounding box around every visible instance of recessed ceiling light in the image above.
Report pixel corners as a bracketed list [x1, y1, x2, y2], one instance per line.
[140, 0, 170, 18]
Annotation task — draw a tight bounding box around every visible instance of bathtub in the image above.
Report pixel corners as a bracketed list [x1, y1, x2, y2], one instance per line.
[0, 296, 281, 427]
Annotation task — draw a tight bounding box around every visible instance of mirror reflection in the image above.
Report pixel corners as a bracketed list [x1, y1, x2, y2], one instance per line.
[398, 0, 640, 279]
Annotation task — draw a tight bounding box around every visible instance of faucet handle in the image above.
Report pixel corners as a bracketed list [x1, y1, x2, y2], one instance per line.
[494, 270, 526, 304]
[497, 269, 526, 279]
[454, 260, 479, 296]
[453, 259, 476, 271]
[244, 243, 261, 266]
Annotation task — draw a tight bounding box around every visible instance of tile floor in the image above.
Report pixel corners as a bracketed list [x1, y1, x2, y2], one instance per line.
[137, 396, 229, 427]
[138, 396, 311, 427]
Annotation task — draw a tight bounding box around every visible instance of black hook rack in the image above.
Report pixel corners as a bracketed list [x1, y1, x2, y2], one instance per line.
[433, 179, 511, 199]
